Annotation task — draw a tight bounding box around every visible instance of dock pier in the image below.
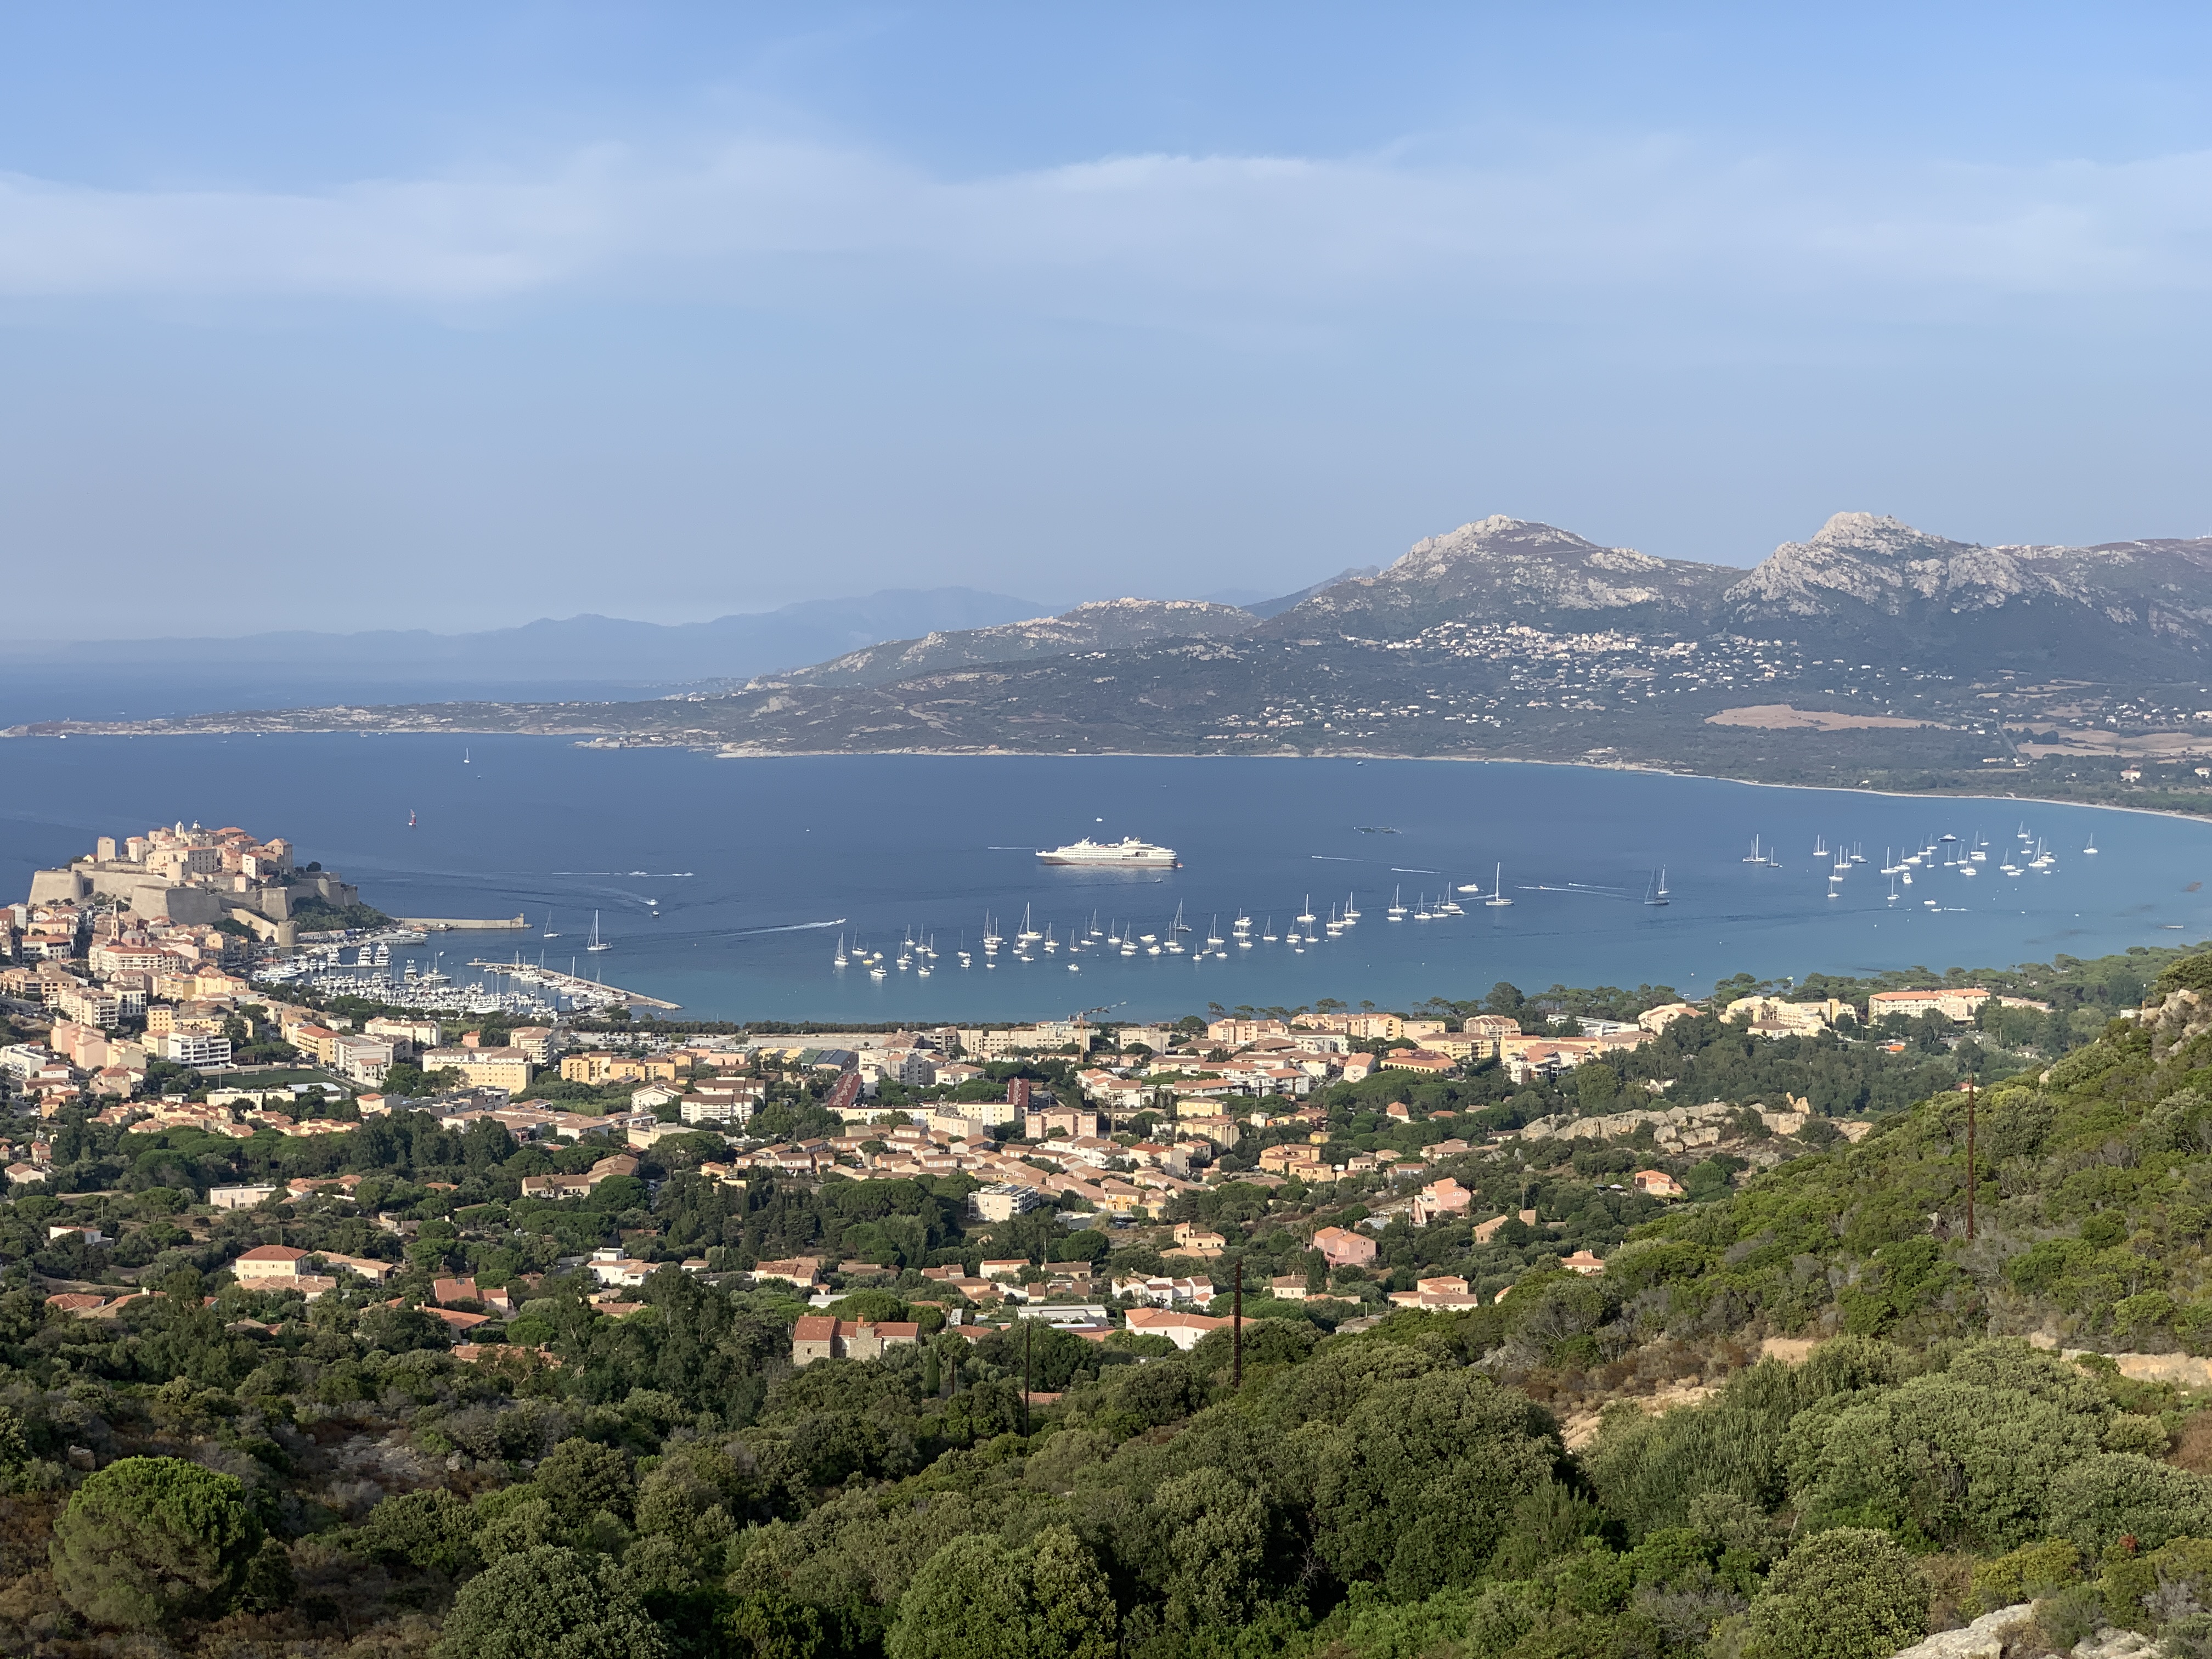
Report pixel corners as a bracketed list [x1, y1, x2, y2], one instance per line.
[466, 957, 682, 1011]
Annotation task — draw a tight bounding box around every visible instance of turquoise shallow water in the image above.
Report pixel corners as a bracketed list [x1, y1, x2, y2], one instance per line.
[3, 736, 2209, 1022]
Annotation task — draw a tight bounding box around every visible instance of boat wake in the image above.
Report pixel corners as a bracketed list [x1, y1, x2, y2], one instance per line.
[736, 918, 850, 935]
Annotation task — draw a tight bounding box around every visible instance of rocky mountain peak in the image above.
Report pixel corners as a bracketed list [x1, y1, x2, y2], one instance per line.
[1802, 511, 1957, 556]
[1254, 514, 1736, 637]
[1385, 516, 1654, 580]
[1725, 514, 2027, 617]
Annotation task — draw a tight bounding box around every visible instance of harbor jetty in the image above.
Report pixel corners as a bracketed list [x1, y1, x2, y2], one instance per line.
[467, 956, 681, 1011]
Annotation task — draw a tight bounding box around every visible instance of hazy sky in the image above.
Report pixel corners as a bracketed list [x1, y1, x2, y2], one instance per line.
[6, 3, 2212, 635]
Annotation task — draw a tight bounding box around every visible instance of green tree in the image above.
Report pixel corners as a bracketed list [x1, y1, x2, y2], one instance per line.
[1787, 1341, 2109, 1550]
[355, 1486, 479, 1573]
[1153, 1468, 1269, 1627]
[539, 1436, 637, 1526]
[434, 1545, 670, 1659]
[1740, 1528, 1926, 1659]
[2046, 1453, 2212, 1554]
[49, 1456, 262, 1628]
[1307, 1366, 1561, 1599]
[887, 1526, 1114, 1659]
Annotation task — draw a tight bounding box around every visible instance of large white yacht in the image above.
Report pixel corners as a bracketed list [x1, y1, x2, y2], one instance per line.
[1035, 836, 1180, 867]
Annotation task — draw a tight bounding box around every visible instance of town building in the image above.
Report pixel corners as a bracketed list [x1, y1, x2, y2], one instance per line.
[1121, 1307, 1229, 1351]
[1866, 988, 1992, 1023]
[422, 1046, 533, 1092]
[1312, 1225, 1378, 1268]
[789, 1316, 923, 1365]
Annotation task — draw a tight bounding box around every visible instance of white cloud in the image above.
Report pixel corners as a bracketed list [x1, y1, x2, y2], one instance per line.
[2, 133, 2210, 313]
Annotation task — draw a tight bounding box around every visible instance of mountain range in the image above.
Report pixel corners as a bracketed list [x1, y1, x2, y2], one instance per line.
[18, 512, 2212, 809]
[0, 588, 1054, 687]
[723, 512, 2212, 686]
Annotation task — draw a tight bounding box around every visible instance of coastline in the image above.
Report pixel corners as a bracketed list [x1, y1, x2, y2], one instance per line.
[9, 721, 2210, 827]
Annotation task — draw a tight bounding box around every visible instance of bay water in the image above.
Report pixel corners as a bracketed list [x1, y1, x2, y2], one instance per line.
[3, 736, 2208, 1022]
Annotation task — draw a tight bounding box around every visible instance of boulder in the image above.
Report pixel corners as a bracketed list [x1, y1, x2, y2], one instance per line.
[1887, 1605, 2032, 1659]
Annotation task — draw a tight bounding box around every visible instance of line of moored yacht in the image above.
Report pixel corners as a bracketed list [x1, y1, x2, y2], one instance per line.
[831, 872, 1530, 978]
[1743, 821, 2089, 907]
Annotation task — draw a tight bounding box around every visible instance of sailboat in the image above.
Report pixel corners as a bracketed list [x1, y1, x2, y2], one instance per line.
[407, 809, 416, 828]
[1342, 893, 1362, 921]
[1297, 896, 1317, 925]
[1644, 868, 1669, 906]
[1742, 835, 1764, 864]
[1387, 886, 1407, 919]
[542, 910, 559, 939]
[833, 934, 848, 968]
[463, 748, 471, 765]
[2084, 833, 2100, 855]
[1018, 905, 1042, 943]
[586, 912, 612, 951]
[1484, 863, 1514, 907]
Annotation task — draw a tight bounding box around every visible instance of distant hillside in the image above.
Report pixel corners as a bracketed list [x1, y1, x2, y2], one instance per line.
[0, 587, 1049, 689]
[1243, 565, 1381, 619]
[763, 599, 1259, 690]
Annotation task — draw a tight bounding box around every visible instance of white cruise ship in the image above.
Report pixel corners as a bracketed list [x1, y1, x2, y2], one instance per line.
[1036, 836, 1180, 868]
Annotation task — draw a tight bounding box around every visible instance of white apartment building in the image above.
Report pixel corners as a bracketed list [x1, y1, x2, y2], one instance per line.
[159, 1032, 233, 1067]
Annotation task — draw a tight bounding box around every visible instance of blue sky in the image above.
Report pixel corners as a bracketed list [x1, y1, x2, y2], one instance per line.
[5, 3, 2212, 634]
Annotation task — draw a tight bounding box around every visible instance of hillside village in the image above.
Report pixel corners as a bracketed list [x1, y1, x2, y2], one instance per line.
[0, 826, 2170, 1353]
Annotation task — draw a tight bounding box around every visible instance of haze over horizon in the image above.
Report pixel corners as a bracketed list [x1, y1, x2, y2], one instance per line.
[7, 3, 2212, 637]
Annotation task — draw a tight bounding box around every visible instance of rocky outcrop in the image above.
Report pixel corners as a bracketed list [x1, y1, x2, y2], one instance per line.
[1888, 1603, 2034, 1658]
[2065, 1629, 2158, 1658]
[1518, 1102, 1750, 1152]
[2146, 987, 2212, 1057]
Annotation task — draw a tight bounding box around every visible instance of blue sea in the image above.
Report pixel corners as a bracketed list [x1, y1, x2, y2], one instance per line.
[3, 736, 2208, 1022]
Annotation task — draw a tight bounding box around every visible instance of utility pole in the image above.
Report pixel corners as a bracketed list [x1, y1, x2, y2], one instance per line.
[1232, 1257, 1244, 1390]
[1965, 1074, 1977, 1242]
[1022, 1319, 1032, 1437]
